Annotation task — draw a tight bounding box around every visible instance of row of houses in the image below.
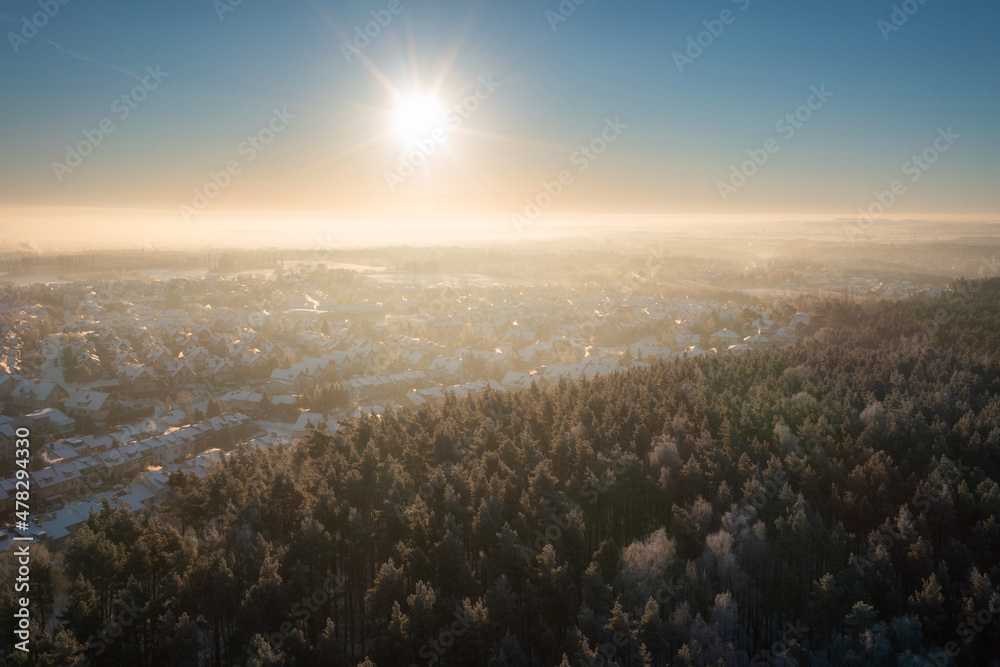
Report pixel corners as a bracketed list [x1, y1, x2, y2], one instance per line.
[217, 389, 297, 413]
[263, 339, 381, 394]
[54, 302, 295, 394]
[1, 432, 291, 549]
[401, 379, 507, 409]
[0, 413, 254, 516]
[0, 309, 48, 376]
[0, 327, 22, 375]
[707, 312, 811, 351]
[340, 370, 428, 401]
[0, 409, 77, 453]
[0, 376, 123, 420]
[542, 357, 622, 382]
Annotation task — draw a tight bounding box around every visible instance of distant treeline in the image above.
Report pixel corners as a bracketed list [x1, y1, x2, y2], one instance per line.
[0, 250, 284, 277]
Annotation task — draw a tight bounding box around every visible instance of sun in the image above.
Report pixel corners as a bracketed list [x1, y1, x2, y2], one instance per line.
[393, 94, 447, 144]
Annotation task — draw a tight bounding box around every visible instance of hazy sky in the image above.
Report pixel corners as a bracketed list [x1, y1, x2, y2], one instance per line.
[1, 0, 998, 249]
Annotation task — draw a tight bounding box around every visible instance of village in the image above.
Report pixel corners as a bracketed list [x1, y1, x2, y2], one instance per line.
[0, 262, 946, 552]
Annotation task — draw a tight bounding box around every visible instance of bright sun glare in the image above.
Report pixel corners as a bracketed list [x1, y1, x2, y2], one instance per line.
[393, 95, 447, 144]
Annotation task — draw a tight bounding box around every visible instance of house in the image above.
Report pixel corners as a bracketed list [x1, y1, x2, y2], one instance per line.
[500, 371, 536, 392]
[675, 332, 701, 348]
[268, 394, 297, 408]
[117, 364, 161, 394]
[32, 462, 82, 502]
[117, 483, 157, 512]
[427, 356, 468, 384]
[206, 357, 237, 383]
[0, 349, 20, 374]
[503, 328, 536, 343]
[113, 350, 140, 368]
[0, 373, 18, 399]
[790, 312, 812, 328]
[240, 434, 293, 453]
[147, 347, 172, 373]
[742, 334, 769, 350]
[298, 357, 333, 380]
[63, 390, 117, 422]
[183, 347, 210, 371]
[709, 329, 741, 347]
[403, 379, 503, 409]
[9, 379, 69, 411]
[338, 371, 422, 400]
[543, 363, 587, 383]
[267, 368, 305, 393]
[241, 352, 269, 373]
[289, 361, 325, 385]
[715, 308, 737, 323]
[165, 361, 198, 387]
[226, 341, 247, 358]
[219, 389, 263, 413]
[14, 409, 75, 442]
[448, 379, 505, 399]
[459, 346, 514, 374]
[773, 326, 798, 345]
[81, 433, 116, 453]
[69, 338, 98, 358]
[401, 387, 441, 409]
[582, 358, 620, 379]
[293, 412, 338, 440]
[38, 501, 108, 543]
[76, 351, 103, 375]
[0, 417, 17, 460]
[49, 439, 81, 462]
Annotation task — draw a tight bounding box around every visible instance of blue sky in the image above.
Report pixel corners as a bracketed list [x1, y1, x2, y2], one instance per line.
[1, 0, 998, 245]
